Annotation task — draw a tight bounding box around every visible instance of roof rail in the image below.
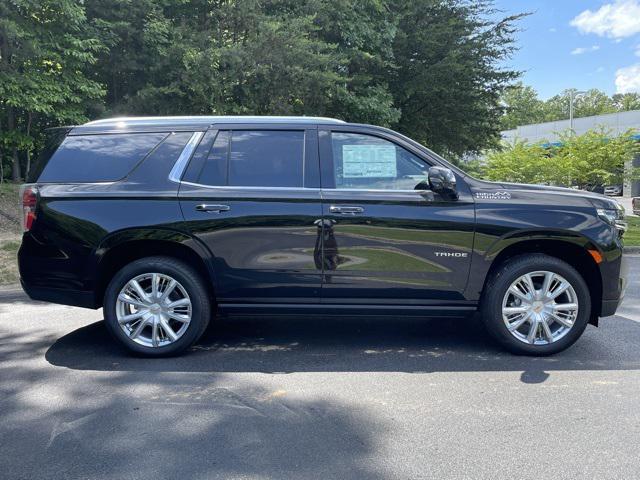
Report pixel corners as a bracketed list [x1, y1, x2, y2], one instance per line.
[83, 115, 346, 126]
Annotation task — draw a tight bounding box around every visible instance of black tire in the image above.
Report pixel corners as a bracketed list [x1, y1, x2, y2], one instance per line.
[481, 254, 591, 356]
[103, 256, 211, 357]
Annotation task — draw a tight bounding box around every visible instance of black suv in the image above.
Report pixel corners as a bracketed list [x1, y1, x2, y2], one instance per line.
[18, 116, 628, 356]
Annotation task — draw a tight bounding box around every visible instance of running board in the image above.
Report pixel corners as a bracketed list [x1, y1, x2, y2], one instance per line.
[218, 303, 478, 317]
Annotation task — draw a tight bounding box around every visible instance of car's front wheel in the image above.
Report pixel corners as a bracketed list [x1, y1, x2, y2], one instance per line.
[104, 256, 211, 356]
[481, 254, 591, 355]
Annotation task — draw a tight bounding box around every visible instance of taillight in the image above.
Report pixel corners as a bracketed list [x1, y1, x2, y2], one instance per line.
[20, 185, 38, 232]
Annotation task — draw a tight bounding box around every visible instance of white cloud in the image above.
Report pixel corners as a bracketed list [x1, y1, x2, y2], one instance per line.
[615, 63, 640, 92]
[549, 27, 557, 33]
[570, 45, 601, 55]
[571, 0, 640, 39]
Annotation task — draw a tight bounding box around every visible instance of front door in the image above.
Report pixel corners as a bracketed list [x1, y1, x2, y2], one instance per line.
[179, 124, 323, 304]
[318, 127, 475, 305]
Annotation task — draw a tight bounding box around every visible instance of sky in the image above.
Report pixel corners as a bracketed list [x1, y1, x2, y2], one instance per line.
[494, 0, 640, 99]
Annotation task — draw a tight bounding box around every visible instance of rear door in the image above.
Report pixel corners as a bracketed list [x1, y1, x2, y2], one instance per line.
[318, 126, 475, 306]
[178, 123, 323, 304]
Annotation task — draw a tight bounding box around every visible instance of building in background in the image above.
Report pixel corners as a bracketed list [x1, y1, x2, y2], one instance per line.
[501, 110, 640, 196]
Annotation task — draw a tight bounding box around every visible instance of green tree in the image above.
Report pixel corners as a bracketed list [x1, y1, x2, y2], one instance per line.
[500, 82, 546, 130]
[85, 0, 164, 112]
[2, 0, 529, 175]
[483, 129, 639, 188]
[389, 0, 526, 157]
[0, 0, 105, 181]
[86, 0, 525, 157]
[87, 1, 353, 118]
[483, 141, 557, 184]
[612, 93, 640, 112]
[554, 128, 639, 188]
[500, 87, 637, 131]
[542, 92, 571, 122]
[311, 0, 400, 125]
[571, 89, 616, 118]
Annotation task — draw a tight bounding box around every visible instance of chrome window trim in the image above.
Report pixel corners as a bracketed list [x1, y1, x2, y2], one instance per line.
[178, 180, 320, 192]
[178, 129, 308, 188]
[323, 187, 430, 194]
[176, 180, 429, 195]
[168, 131, 205, 183]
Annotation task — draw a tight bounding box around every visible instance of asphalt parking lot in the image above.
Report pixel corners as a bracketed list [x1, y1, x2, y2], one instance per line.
[1, 256, 639, 480]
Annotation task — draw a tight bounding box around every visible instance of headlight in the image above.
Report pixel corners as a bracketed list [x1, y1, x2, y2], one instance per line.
[597, 208, 619, 225]
[597, 206, 627, 232]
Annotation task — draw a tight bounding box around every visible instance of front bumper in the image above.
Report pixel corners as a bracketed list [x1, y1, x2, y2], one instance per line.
[600, 251, 628, 317]
[601, 298, 623, 317]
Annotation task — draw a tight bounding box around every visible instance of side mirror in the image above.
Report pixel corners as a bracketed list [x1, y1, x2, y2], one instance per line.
[428, 166, 458, 200]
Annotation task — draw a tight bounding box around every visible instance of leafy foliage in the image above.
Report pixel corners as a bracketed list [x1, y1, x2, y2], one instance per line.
[482, 129, 640, 188]
[390, 1, 526, 157]
[0, 0, 105, 180]
[500, 83, 640, 131]
[482, 141, 555, 184]
[1, 0, 524, 181]
[499, 82, 548, 131]
[553, 129, 640, 187]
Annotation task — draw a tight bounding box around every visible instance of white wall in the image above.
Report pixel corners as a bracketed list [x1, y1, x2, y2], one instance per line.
[502, 110, 640, 145]
[500, 110, 640, 196]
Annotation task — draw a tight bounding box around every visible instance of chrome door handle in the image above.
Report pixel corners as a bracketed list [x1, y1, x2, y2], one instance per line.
[195, 204, 230, 213]
[329, 205, 364, 215]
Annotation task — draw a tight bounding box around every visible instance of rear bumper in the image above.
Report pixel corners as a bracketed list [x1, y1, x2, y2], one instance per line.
[18, 231, 98, 309]
[20, 279, 97, 309]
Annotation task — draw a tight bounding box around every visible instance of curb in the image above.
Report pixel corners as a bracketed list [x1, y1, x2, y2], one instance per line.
[0, 284, 27, 303]
[624, 247, 640, 255]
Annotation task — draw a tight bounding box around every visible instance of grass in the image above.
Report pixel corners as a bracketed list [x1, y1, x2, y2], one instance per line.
[0, 238, 20, 285]
[0, 181, 20, 195]
[624, 216, 640, 247]
[0, 182, 22, 285]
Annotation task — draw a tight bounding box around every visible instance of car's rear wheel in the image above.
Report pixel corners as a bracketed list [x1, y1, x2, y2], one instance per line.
[481, 254, 591, 355]
[104, 256, 211, 356]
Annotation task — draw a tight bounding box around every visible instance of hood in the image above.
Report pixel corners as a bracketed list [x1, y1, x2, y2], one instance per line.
[467, 178, 622, 210]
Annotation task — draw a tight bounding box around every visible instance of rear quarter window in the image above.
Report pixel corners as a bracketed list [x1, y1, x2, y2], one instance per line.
[37, 133, 167, 183]
[27, 128, 71, 183]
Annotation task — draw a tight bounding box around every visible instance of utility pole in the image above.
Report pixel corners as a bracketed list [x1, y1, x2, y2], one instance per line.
[569, 90, 587, 133]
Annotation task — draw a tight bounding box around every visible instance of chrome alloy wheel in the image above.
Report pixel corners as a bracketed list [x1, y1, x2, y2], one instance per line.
[115, 273, 192, 348]
[501, 271, 579, 345]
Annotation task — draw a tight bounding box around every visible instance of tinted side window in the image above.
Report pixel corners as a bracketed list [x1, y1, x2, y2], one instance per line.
[197, 131, 230, 186]
[182, 130, 218, 184]
[27, 128, 71, 183]
[135, 132, 194, 184]
[229, 131, 304, 187]
[38, 133, 166, 183]
[330, 132, 428, 190]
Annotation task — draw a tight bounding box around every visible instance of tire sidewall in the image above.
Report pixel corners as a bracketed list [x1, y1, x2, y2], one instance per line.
[103, 257, 210, 356]
[482, 255, 591, 356]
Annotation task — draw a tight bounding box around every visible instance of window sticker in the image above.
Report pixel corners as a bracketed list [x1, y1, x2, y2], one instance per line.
[342, 144, 397, 178]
